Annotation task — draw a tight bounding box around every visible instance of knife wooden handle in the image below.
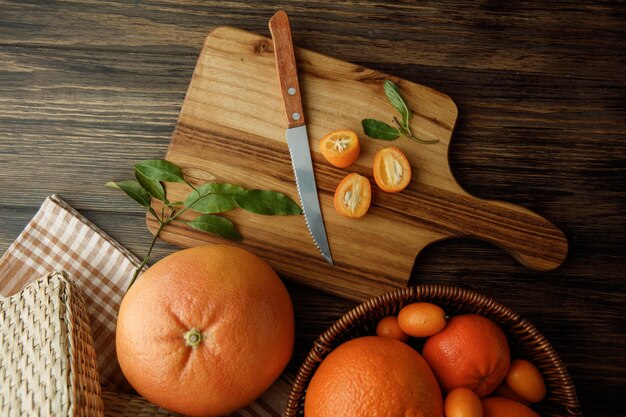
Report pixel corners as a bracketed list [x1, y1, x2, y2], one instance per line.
[269, 10, 306, 128]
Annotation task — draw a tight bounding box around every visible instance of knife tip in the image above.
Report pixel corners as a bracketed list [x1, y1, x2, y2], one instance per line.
[322, 252, 334, 266]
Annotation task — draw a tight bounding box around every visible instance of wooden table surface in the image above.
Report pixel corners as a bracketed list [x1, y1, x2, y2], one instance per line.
[0, 1, 624, 415]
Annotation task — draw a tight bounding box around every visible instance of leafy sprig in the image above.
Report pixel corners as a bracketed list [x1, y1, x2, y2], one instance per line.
[107, 159, 302, 289]
[362, 80, 439, 145]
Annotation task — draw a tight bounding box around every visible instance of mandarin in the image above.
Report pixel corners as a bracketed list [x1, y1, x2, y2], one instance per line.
[423, 314, 510, 397]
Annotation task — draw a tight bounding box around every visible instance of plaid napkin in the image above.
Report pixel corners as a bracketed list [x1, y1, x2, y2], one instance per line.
[0, 195, 139, 392]
[0, 195, 290, 415]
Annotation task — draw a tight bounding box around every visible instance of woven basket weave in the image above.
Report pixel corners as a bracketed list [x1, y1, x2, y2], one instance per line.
[101, 390, 183, 416]
[285, 285, 580, 417]
[0, 271, 104, 416]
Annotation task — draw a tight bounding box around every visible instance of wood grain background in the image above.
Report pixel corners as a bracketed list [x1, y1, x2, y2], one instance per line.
[0, 1, 623, 415]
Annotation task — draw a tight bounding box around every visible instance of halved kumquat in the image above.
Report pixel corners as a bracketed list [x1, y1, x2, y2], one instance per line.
[319, 129, 360, 168]
[333, 173, 371, 218]
[373, 146, 411, 192]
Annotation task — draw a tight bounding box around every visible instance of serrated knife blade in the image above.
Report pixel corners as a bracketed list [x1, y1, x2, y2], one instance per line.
[269, 11, 333, 265]
[286, 125, 333, 264]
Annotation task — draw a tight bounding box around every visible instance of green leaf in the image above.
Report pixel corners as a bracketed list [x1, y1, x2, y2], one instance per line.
[186, 193, 237, 213]
[361, 119, 401, 140]
[201, 183, 247, 196]
[183, 183, 246, 213]
[135, 170, 167, 202]
[106, 181, 151, 207]
[384, 80, 411, 128]
[234, 190, 303, 215]
[134, 159, 186, 183]
[187, 214, 243, 241]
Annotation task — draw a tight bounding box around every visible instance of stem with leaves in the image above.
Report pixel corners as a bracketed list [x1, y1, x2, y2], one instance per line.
[107, 159, 302, 290]
[361, 80, 439, 145]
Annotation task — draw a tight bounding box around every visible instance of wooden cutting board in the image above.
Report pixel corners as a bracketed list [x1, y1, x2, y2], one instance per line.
[147, 26, 567, 302]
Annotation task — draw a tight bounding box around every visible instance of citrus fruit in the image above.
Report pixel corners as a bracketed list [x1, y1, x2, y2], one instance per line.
[334, 173, 371, 218]
[373, 146, 411, 192]
[505, 359, 546, 403]
[423, 314, 511, 397]
[445, 387, 483, 417]
[493, 382, 531, 406]
[304, 336, 443, 417]
[398, 302, 447, 337]
[319, 129, 360, 168]
[482, 397, 540, 417]
[116, 245, 295, 417]
[376, 315, 409, 342]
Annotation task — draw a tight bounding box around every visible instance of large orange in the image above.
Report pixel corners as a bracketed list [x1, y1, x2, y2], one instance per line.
[116, 245, 295, 417]
[304, 336, 443, 417]
[423, 314, 510, 397]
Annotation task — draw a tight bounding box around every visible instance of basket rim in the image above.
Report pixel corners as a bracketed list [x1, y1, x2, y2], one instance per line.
[284, 284, 580, 417]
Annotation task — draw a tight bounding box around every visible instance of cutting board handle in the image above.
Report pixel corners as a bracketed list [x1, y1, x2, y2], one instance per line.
[269, 10, 306, 129]
[439, 192, 569, 271]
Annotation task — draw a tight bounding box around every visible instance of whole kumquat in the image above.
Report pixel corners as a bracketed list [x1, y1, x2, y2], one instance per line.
[397, 302, 447, 338]
[376, 315, 409, 342]
[505, 359, 547, 403]
[444, 387, 483, 417]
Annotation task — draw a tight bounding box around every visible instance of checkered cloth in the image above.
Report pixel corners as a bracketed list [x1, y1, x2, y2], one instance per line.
[0, 195, 290, 416]
[0, 195, 139, 392]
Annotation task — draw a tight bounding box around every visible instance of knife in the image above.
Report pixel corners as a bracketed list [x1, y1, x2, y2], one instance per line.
[269, 10, 333, 265]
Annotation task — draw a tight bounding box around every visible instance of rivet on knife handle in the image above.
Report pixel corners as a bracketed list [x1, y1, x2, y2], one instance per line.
[269, 10, 306, 129]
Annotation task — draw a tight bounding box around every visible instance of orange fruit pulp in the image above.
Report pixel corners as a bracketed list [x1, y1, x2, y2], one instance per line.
[116, 245, 295, 417]
[376, 315, 409, 342]
[397, 302, 447, 337]
[505, 359, 547, 403]
[319, 129, 360, 168]
[423, 314, 511, 397]
[333, 173, 371, 218]
[373, 146, 412, 192]
[445, 387, 483, 417]
[482, 396, 540, 417]
[304, 336, 443, 417]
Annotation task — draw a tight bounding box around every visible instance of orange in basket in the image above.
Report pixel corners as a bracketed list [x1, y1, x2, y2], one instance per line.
[285, 285, 580, 417]
[304, 336, 443, 417]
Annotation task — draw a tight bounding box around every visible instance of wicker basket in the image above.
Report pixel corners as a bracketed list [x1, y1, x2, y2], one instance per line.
[101, 389, 183, 417]
[285, 285, 580, 417]
[0, 271, 104, 416]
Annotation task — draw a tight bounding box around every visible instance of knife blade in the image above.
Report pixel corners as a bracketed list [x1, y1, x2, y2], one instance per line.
[269, 10, 333, 265]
